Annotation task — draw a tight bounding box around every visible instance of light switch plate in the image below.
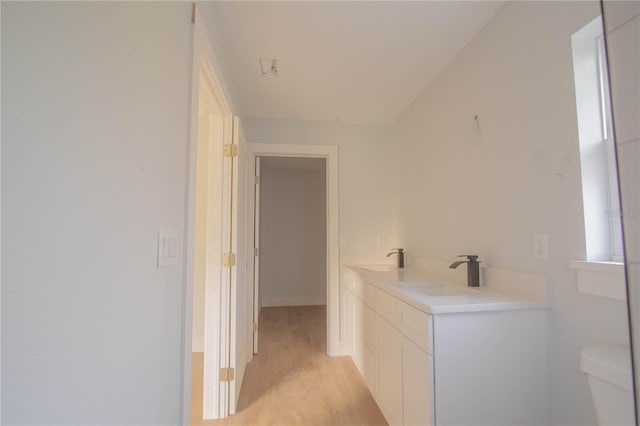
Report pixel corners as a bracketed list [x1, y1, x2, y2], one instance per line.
[158, 229, 179, 267]
[533, 233, 548, 260]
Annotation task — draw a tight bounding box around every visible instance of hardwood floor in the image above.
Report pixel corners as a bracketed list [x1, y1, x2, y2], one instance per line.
[191, 305, 387, 426]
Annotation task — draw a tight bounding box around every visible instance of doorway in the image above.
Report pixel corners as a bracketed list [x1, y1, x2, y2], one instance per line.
[248, 144, 340, 357]
[258, 157, 327, 310]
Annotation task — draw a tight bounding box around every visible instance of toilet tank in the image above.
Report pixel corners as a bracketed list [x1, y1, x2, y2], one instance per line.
[580, 344, 635, 426]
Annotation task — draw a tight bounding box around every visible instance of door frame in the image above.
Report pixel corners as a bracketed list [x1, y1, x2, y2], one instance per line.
[0, 3, 3, 419]
[182, 7, 235, 424]
[252, 157, 261, 353]
[247, 143, 340, 356]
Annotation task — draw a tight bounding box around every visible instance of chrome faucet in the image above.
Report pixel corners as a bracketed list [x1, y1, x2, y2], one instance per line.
[386, 248, 405, 269]
[449, 255, 481, 287]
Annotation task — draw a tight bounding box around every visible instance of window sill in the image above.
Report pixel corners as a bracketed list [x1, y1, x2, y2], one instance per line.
[570, 260, 627, 301]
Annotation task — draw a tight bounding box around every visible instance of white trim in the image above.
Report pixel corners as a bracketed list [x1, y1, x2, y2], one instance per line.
[248, 143, 341, 356]
[262, 296, 327, 307]
[570, 260, 627, 301]
[570, 260, 625, 273]
[227, 116, 240, 415]
[180, 12, 197, 425]
[0, 1, 3, 419]
[243, 146, 256, 364]
[233, 121, 252, 406]
[252, 157, 261, 354]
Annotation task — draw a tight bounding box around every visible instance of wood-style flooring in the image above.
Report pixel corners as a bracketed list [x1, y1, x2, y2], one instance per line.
[191, 305, 387, 426]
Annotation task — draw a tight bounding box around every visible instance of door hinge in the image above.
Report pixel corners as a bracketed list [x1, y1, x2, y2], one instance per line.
[222, 252, 236, 267]
[220, 367, 235, 382]
[255, 175, 260, 185]
[224, 144, 238, 158]
[253, 322, 258, 332]
[254, 247, 259, 257]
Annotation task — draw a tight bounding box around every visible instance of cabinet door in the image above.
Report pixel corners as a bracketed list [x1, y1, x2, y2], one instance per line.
[362, 305, 378, 397]
[352, 294, 365, 374]
[377, 317, 404, 426]
[402, 337, 434, 426]
[342, 287, 354, 355]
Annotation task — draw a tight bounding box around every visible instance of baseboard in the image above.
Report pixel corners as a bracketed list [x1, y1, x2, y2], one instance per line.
[261, 295, 326, 307]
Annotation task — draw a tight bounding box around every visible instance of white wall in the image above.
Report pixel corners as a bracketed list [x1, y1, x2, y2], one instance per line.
[392, 2, 631, 425]
[244, 119, 398, 266]
[2, 3, 192, 424]
[259, 159, 326, 307]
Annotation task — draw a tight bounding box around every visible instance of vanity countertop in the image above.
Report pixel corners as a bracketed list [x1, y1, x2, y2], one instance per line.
[344, 265, 550, 315]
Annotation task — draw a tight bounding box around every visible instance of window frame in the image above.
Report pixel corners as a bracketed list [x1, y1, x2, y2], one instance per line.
[571, 17, 624, 263]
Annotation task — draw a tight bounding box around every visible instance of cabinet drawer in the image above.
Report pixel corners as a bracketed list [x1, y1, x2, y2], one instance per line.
[374, 288, 401, 326]
[375, 288, 433, 354]
[399, 302, 433, 354]
[363, 281, 376, 308]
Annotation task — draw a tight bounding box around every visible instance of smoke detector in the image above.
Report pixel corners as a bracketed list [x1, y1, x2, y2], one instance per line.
[259, 58, 278, 77]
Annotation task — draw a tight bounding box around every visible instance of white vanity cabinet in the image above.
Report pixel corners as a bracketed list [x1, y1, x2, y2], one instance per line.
[341, 267, 550, 426]
[342, 268, 435, 426]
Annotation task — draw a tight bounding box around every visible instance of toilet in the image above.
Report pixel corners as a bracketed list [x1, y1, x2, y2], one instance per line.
[580, 344, 635, 425]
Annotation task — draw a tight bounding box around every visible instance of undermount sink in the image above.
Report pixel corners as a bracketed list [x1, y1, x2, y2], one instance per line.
[394, 281, 444, 288]
[394, 281, 470, 297]
[357, 264, 397, 272]
[417, 286, 470, 297]
[354, 265, 471, 297]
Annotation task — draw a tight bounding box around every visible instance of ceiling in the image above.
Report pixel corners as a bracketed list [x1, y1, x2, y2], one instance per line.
[199, 1, 504, 125]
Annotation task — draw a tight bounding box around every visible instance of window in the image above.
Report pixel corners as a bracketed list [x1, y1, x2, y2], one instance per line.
[571, 17, 624, 262]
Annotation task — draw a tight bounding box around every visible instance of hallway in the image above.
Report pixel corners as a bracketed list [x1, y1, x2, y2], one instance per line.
[192, 306, 387, 425]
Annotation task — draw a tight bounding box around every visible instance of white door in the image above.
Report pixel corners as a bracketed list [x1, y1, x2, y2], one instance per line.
[197, 69, 234, 421]
[226, 116, 240, 415]
[200, 112, 232, 420]
[206, 112, 235, 419]
[252, 156, 261, 354]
